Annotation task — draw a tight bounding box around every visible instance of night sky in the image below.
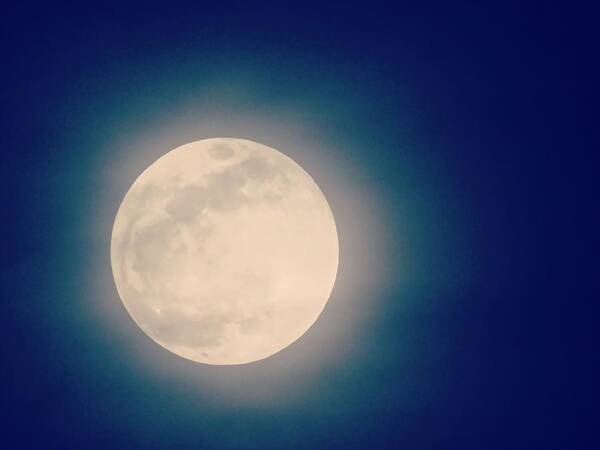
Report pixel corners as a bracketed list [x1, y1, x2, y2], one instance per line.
[3, 3, 595, 449]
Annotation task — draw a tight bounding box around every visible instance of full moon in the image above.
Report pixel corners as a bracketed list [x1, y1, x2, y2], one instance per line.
[111, 138, 339, 365]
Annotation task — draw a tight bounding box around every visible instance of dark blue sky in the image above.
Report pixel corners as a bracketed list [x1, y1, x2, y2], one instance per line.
[2, 3, 595, 449]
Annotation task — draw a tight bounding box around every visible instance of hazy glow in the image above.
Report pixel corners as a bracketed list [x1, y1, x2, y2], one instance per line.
[85, 100, 393, 405]
[111, 139, 339, 364]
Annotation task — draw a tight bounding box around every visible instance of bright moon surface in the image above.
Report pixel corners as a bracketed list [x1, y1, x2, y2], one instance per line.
[111, 138, 339, 365]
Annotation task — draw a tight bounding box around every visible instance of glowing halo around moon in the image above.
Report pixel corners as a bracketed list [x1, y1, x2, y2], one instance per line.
[110, 138, 339, 365]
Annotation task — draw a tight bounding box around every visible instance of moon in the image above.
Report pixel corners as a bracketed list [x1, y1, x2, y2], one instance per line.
[110, 138, 339, 365]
